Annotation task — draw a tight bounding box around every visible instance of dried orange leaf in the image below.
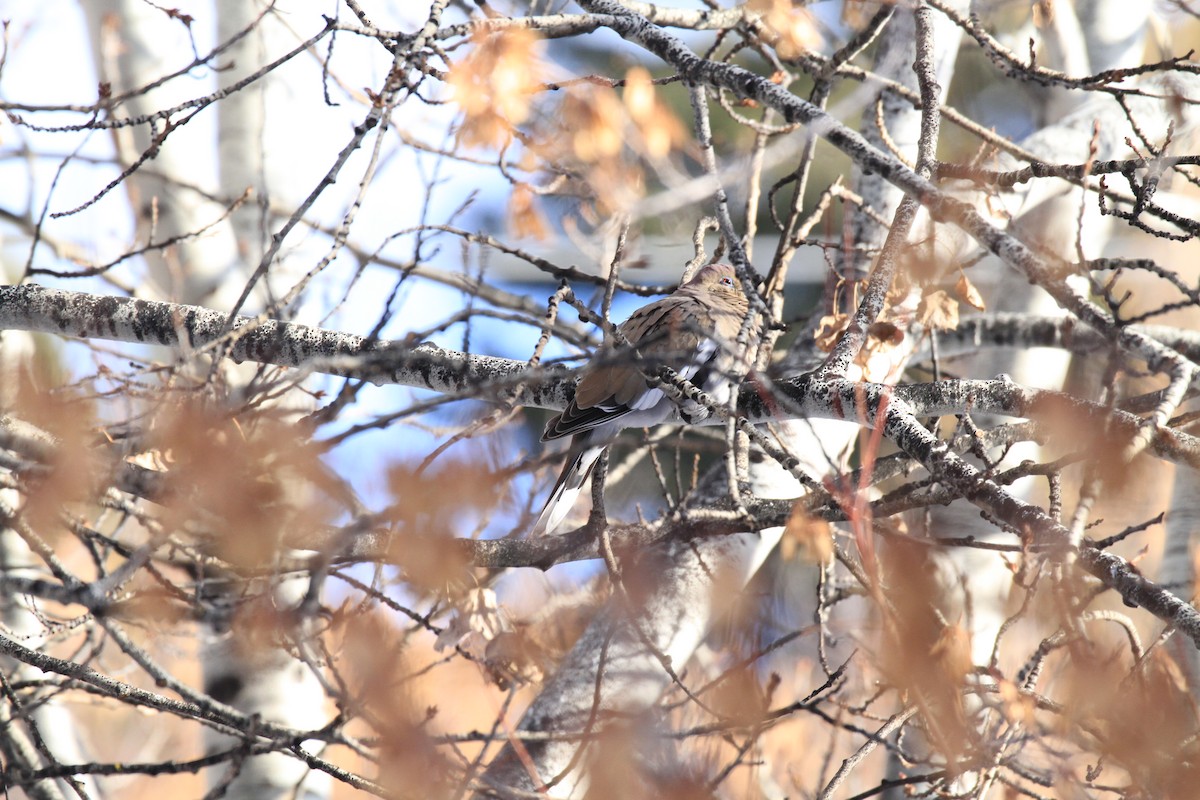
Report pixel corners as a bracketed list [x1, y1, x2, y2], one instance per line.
[917, 289, 960, 331]
[561, 85, 625, 162]
[446, 29, 544, 149]
[814, 313, 849, 351]
[955, 273, 986, 312]
[750, 0, 823, 59]
[509, 184, 550, 240]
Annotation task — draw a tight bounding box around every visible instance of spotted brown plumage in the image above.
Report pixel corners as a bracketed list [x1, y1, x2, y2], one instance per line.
[532, 263, 760, 536]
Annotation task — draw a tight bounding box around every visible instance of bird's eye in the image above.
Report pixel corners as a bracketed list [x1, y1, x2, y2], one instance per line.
[719, 276, 735, 287]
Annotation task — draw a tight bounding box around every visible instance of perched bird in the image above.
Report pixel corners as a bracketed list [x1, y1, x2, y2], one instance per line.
[532, 263, 759, 536]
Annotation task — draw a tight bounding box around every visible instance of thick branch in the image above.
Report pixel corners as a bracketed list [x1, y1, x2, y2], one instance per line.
[5, 285, 1200, 470]
[0, 283, 567, 409]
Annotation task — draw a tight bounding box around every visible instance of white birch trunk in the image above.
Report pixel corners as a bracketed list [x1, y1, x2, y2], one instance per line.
[0, 530, 96, 800]
[1164, 467, 1200, 687]
[83, 0, 240, 304]
[82, 2, 330, 796]
[206, 2, 330, 797]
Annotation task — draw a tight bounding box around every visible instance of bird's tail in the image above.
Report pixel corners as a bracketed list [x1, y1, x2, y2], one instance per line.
[531, 442, 605, 536]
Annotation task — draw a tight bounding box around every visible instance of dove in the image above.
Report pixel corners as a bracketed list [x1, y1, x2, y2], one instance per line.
[532, 263, 759, 535]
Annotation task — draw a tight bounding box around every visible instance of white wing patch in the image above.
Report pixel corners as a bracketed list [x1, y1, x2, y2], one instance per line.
[629, 387, 665, 410]
[631, 337, 718, 410]
[693, 338, 718, 366]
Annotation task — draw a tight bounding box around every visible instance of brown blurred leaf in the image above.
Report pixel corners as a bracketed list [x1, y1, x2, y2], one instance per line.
[622, 68, 656, 129]
[997, 679, 1038, 726]
[434, 587, 506, 655]
[917, 289, 960, 331]
[540, 84, 647, 214]
[750, 0, 823, 59]
[107, 586, 192, 626]
[339, 610, 406, 713]
[561, 85, 625, 162]
[151, 402, 336, 569]
[483, 631, 544, 688]
[385, 530, 472, 597]
[582, 724, 715, 800]
[1033, 0, 1056, 28]
[520, 584, 604, 669]
[868, 320, 904, 346]
[336, 610, 453, 795]
[1026, 393, 1140, 490]
[509, 183, 550, 240]
[841, 0, 874, 27]
[929, 623, 973, 692]
[385, 457, 501, 533]
[12, 380, 101, 541]
[447, 29, 544, 149]
[434, 585, 544, 689]
[877, 539, 978, 771]
[224, 591, 297, 659]
[710, 665, 769, 727]
[1060, 645, 1200, 799]
[623, 66, 687, 159]
[955, 273, 986, 312]
[783, 502, 833, 563]
[383, 457, 501, 594]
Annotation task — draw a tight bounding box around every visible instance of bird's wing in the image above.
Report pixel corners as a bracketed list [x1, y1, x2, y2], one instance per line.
[542, 295, 720, 441]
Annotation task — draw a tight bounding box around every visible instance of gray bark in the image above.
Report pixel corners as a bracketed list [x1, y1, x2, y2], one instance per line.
[205, 2, 331, 797]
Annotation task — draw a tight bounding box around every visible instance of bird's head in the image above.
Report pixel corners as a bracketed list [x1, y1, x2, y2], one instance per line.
[685, 263, 748, 305]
